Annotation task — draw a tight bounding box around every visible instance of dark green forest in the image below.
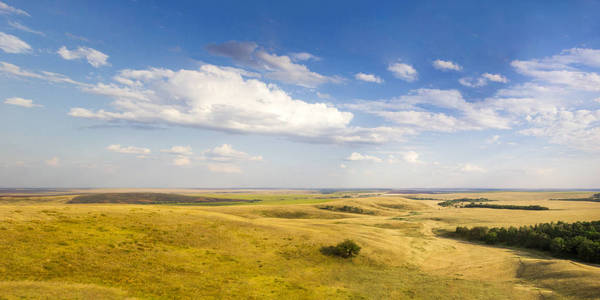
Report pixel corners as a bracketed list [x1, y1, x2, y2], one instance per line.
[452, 221, 600, 263]
[463, 203, 549, 210]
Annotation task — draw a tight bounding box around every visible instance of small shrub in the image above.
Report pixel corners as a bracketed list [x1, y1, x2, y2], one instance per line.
[320, 239, 361, 258]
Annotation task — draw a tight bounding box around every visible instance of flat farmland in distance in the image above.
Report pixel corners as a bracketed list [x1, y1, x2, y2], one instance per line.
[0, 189, 599, 299]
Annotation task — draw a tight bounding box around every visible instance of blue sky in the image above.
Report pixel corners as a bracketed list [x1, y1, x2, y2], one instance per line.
[1, 0, 599, 188]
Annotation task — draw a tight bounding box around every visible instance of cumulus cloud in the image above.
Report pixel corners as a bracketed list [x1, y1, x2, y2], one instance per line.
[207, 163, 242, 173]
[458, 76, 488, 87]
[68, 64, 405, 144]
[461, 163, 485, 172]
[387, 151, 421, 164]
[0, 32, 31, 53]
[459, 73, 508, 87]
[57, 46, 109, 67]
[316, 91, 331, 99]
[482, 73, 508, 83]
[206, 41, 337, 87]
[46, 157, 59, 166]
[511, 48, 600, 91]
[8, 21, 44, 36]
[161, 145, 192, 155]
[355, 72, 383, 83]
[346, 89, 511, 133]
[486, 135, 501, 145]
[202, 144, 262, 162]
[106, 144, 150, 155]
[387, 62, 417, 82]
[0, 1, 29, 16]
[4, 97, 42, 108]
[173, 156, 191, 166]
[432, 59, 462, 71]
[345, 152, 382, 163]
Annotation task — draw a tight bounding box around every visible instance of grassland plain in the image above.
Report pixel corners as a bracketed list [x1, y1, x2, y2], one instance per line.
[0, 190, 598, 299]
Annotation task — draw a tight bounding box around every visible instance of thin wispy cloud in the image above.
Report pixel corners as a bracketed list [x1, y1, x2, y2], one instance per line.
[4, 97, 42, 108]
[8, 21, 44, 36]
[0, 32, 31, 53]
[206, 41, 338, 88]
[0, 1, 29, 16]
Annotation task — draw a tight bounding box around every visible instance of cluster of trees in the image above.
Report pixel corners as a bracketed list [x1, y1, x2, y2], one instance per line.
[318, 205, 375, 215]
[454, 221, 600, 263]
[463, 203, 549, 210]
[320, 239, 361, 258]
[437, 198, 493, 207]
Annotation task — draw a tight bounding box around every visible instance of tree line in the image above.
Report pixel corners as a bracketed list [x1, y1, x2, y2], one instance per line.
[551, 193, 600, 202]
[463, 203, 549, 210]
[453, 221, 600, 263]
[437, 198, 493, 207]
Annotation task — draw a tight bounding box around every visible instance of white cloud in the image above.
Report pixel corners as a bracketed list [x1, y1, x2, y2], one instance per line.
[346, 89, 511, 133]
[173, 156, 191, 166]
[402, 151, 420, 163]
[0, 61, 82, 85]
[4, 97, 42, 108]
[0, 32, 31, 54]
[387, 151, 421, 164]
[0, 1, 29, 16]
[46, 157, 59, 167]
[461, 163, 485, 172]
[482, 73, 508, 83]
[203, 144, 262, 162]
[486, 135, 500, 144]
[432, 59, 462, 71]
[387, 62, 417, 82]
[355, 72, 383, 83]
[207, 163, 242, 173]
[106, 144, 150, 155]
[459, 73, 508, 87]
[8, 21, 44, 36]
[458, 76, 488, 87]
[206, 41, 337, 88]
[161, 145, 193, 155]
[290, 52, 320, 61]
[511, 48, 600, 91]
[316, 91, 331, 99]
[340, 163, 347, 169]
[68, 64, 402, 144]
[57, 46, 109, 67]
[345, 152, 382, 163]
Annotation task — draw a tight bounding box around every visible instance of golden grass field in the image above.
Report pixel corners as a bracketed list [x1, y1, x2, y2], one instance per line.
[0, 190, 599, 299]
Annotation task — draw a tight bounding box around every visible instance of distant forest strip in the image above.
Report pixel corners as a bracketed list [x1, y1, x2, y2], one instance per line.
[450, 221, 600, 263]
[463, 203, 549, 210]
[437, 198, 494, 207]
[405, 196, 439, 200]
[550, 193, 600, 202]
[68, 193, 260, 205]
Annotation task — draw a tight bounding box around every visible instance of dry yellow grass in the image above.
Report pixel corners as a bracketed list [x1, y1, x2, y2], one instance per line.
[0, 190, 598, 299]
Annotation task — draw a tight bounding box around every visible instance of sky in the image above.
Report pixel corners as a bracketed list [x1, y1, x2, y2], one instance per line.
[1, 0, 600, 188]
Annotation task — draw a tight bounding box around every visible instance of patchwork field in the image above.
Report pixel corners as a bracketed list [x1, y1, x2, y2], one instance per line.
[0, 190, 598, 299]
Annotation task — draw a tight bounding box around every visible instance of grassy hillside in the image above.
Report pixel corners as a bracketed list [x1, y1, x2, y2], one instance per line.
[0, 190, 598, 299]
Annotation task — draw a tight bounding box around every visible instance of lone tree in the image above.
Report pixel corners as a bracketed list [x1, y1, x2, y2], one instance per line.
[320, 239, 361, 258]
